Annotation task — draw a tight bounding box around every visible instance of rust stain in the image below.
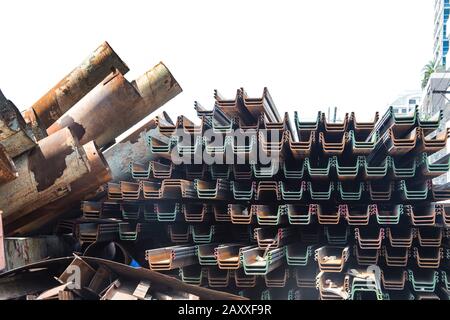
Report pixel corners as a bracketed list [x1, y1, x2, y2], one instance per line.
[159, 62, 180, 91]
[0, 145, 17, 183]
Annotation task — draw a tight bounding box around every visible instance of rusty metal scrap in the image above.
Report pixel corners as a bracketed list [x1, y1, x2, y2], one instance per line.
[0, 128, 90, 228]
[0, 256, 244, 300]
[0, 144, 17, 184]
[0, 42, 185, 240]
[46, 70, 143, 147]
[104, 112, 173, 182]
[6, 141, 112, 236]
[47, 62, 182, 149]
[4, 75, 450, 301]
[2, 235, 72, 271]
[25, 41, 129, 129]
[0, 89, 41, 158]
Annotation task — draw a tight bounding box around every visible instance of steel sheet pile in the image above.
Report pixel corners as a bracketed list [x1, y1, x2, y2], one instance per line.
[1, 44, 450, 300]
[45, 86, 450, 300]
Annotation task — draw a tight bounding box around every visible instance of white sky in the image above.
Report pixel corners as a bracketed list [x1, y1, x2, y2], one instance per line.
[0, 0, 434, 128]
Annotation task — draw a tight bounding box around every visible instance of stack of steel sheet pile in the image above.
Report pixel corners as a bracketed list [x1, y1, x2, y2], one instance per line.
[2, 48, 450, 300]
[43, 86, 450, 300]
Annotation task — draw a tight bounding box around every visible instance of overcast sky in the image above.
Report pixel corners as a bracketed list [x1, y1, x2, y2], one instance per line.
[0, 0, 434, 128]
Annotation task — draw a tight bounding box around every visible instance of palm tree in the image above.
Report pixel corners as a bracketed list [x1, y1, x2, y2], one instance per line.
[421, 60, 435, 90]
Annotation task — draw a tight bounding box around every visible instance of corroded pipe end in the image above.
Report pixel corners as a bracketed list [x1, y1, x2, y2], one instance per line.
[1, 92, 39, 158]
[99, 41, 129, 75]
[132, 61, 182, 109]
[82, 141, 112, 185]
[28, 127, 88, 192]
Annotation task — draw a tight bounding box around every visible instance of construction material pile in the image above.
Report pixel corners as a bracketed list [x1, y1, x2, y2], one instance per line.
[0, 42, 181, 238]
[1, 42, 450, 300]
[0, 42, 247, 300]
[43, 87, 450, 300]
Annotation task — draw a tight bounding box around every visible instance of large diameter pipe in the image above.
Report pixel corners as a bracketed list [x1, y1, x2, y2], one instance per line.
[5, 141, 112, 236]
[47, 70, 142, 147]
[47, 62, 182, 149]
[104, 112, 172, 182]
[0, 89, 41, 158]
[0, 128, 90, 227]
[24, 41, 129, 129]
[132, 62, 183, 111]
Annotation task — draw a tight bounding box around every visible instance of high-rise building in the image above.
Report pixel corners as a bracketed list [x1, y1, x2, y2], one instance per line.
[420, 72, 450, 184]
[434, 0, 450, 68]
[419, 2, 450, 184]
[389, 90, 422, 115]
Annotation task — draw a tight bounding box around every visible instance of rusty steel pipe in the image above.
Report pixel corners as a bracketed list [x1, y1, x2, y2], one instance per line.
[132, 62, 183, 111]
[47, 62, 182, 149]
[104, 112, 172, 182]
[0, 128, 90, 228]
[47, 70, 142, 147]
[0, 89, 42, 158]
[24, 41, 129, 129]
[5, 141, 112, 236]
[0, 144, 18, 185]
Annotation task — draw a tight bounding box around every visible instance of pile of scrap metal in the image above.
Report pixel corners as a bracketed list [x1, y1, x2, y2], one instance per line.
[0, 41, 182, 239]
[44, 89, 450, 301]
[0, 41, 244, 300]
[2, 43, 450, 301]
[0, 255, 244, 300]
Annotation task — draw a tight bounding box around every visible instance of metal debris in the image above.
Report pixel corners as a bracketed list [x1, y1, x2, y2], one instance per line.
[0, 89, 41, 158]
[1, 44, 450, 301]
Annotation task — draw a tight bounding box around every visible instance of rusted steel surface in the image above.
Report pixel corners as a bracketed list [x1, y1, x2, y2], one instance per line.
[47, 62, 181, 149]
[132, 62, 183, 111]
[103, 112, 172, 182]
[26, 42, 129, 129]
[0, 213, 4, 271]
[21, 108, 47, 141]
[0, 128, 90, 228]
[47, 70, 142, 147]
[6, 141, 112, 236]
[0, 89, 39, 158]
[2, 236, 72, 271]
[0, 256, 246, 300]
[0, 144, 17, 184]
